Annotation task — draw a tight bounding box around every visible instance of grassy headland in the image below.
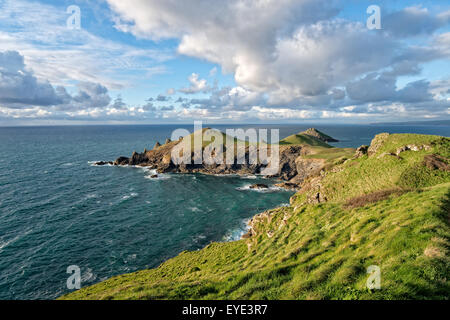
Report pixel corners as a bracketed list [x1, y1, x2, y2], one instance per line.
[62, 133, 450, 300]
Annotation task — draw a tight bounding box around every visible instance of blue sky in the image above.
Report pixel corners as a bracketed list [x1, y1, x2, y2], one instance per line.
[0, 0, 449, 125]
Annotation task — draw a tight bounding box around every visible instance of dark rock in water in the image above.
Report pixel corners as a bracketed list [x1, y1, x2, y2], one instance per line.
[150, 174, 159, 179]
[114, 156, 129, 166]
[249, 184, 269, 189]
[95, 161, 113, 166]
[153, 142, 161, 149]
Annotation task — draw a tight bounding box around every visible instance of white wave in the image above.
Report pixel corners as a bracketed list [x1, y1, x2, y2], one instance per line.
[223, 219, 251, 242]
[240, 175, 258, 179]
[236, 184, 286, 193]
[81, 268, 97, 282]
[121, 192, 139, 201]
[144, 169, 171, 180]
[62, 162, 75, 167]
[88, 161, 113, 167]
[0, 229, 32, 253]
[192, 234, 207, 244]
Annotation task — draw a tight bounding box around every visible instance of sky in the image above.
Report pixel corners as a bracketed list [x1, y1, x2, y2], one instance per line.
[0, 0, 449, 125]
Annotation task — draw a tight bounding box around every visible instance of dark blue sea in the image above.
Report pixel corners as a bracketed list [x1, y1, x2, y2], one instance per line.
[0, 123, 449, 300]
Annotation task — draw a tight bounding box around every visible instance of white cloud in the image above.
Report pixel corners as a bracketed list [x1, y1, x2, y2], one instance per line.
[107, 0, 450, 116]
[179, 73, 210, 94]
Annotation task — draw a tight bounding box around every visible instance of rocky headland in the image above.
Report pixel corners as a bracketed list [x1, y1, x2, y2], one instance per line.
[95, 128, 344, 190]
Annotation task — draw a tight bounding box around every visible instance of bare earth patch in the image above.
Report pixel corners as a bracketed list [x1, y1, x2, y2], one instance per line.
[344, 189, 409, 209]
[424, 246, 444, 259]
[423, 154, 450, 172]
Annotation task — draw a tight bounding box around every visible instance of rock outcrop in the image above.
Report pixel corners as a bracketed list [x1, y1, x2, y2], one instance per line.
[301, 128, 339, 142]
[354, 145, 369, 158]
[396, 144, 431, 156]
[368, 133, 390, 156]
[249, 184, 269, 190]
[293, 158, 326, 183]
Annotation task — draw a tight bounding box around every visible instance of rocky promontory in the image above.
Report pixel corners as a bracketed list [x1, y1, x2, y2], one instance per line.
[96, 128, 344, 190]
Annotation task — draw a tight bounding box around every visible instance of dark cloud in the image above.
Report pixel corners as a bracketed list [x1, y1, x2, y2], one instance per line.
[142, 102, 156, 111]
[111, 95, 127, 110]
[0, 51, 112, 111]
[0, 51, 63, 108]
[68, 82, 111, 110]
[156, 94, 170, 102]
[160, 105, 174, 111]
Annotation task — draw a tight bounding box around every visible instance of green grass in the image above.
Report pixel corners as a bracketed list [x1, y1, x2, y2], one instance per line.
[302, 147, 355, 163]
[61, 133, 450, 300]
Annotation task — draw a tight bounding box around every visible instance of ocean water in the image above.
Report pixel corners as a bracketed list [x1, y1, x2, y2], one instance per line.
[0, 124, 449, 300]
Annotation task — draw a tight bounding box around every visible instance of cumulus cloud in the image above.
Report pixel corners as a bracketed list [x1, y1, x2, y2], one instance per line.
[0, 51, 63, 108]
[179, 73, 211, 94]
[107, 0, 449, 112]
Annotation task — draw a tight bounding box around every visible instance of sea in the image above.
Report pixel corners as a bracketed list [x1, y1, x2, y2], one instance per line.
[0, 123, 449, 299]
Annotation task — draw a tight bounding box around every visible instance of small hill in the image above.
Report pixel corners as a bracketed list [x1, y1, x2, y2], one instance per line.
[301, 128, 339, 143]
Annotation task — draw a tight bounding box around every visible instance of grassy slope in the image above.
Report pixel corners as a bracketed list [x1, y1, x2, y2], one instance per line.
[316, 134, 450, 202]
[302, 146, 355, 162]
[62, 134, 450, 300]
